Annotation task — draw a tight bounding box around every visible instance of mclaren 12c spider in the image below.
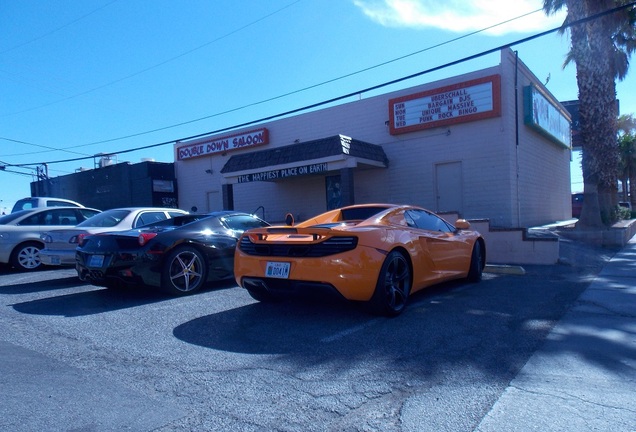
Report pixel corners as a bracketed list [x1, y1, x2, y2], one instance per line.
[234, 204, 485, 316]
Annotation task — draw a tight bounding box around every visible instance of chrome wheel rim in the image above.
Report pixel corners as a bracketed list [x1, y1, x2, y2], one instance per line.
[18, 246, 41, 270]
[168, 251, 203, 292]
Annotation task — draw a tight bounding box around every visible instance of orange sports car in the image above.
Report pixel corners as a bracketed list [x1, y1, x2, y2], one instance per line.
[234, 204, 485, 316]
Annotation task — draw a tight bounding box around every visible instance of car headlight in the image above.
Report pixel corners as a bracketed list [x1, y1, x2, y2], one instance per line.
[41, 234, 53, 243]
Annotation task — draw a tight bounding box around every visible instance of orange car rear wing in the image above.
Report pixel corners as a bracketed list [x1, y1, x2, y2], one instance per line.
[244, 226, 343, 243]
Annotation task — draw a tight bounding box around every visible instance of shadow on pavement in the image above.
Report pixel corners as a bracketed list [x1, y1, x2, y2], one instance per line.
[10, 279, 236, 317]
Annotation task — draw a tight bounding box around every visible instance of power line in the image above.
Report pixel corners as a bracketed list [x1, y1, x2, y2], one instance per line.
[0, 0, 304, 120]
[0, 1, 120, 56]
[0, 160, 36, 177]
[4, 1, 635, 168]
[0, 137, 91, 157]
[1, 5, 547, 157]
[64, 7, 550, 150]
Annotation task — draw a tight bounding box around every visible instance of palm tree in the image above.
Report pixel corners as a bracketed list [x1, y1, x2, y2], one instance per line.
[617, 114, 636, 206]
[543, 0, 636, 227]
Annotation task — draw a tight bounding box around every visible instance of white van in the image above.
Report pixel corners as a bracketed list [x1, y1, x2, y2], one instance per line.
[11, 197, 85, 213]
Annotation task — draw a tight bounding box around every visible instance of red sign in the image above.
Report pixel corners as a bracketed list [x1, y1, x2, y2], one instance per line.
[177, 128, 269, 160]
[389, 75, 501, 135]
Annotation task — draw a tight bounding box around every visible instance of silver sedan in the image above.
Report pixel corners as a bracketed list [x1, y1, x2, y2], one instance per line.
[0, 207, 101, 271]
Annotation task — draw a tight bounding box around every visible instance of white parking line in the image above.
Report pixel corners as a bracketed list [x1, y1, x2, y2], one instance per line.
[320, 318, 381, 343]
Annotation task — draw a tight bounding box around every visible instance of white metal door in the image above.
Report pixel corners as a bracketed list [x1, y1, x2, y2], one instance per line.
[435, 162, 463, 214]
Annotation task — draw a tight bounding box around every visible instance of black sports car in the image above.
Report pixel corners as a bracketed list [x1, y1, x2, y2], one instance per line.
[76, 212, 269, 295]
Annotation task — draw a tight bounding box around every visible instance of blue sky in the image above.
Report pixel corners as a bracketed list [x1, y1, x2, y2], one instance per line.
[1, 0, 634, 212]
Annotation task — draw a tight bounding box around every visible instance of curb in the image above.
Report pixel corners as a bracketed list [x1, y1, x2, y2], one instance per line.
[484, 264, 526, 275]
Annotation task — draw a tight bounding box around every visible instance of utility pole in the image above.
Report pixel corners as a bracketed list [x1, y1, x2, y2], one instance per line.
[36, 164, 49, 196]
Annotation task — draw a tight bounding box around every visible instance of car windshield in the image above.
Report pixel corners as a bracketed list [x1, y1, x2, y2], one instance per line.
[221, 214, 269, 231]
[340, 206, 389, 221]
[11, 198, 37, 212]
[145, 214, 205, 228]
[77, 209, 132, 228]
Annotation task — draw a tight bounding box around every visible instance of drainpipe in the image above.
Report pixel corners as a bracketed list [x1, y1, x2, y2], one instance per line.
[514, 51, 521, 227]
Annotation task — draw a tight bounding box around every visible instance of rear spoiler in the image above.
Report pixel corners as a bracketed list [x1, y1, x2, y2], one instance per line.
[245, 226, 331, 241]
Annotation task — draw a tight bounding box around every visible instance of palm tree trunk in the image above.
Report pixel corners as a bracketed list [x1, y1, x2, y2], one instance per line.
[630, 173, 636, 210]
[567, 0, 620, 228]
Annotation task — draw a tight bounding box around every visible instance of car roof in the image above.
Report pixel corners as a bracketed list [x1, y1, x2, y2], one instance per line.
[98, 207, 188, 212]
[11, 197, 84, 212]
[8, 206, 98, 216]
[0, 207, 102, 225]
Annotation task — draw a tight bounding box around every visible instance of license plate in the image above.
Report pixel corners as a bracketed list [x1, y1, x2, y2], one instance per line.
[88, 255, 104, 267]
[51, 256, 61, 265]
[265, 261, 290, 279]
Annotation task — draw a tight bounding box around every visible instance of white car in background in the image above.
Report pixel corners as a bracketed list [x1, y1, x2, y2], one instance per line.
[40, 207, 188, 267]
[11, 197, 84, 213]
[0, 207, 102, 271]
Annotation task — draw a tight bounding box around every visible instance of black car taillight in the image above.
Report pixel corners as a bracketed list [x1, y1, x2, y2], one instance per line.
[138, 232, 158, 246]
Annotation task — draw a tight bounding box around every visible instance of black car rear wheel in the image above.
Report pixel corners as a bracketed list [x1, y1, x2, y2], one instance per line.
[161, 246, 208, 295]
[369, 250, 411, 317]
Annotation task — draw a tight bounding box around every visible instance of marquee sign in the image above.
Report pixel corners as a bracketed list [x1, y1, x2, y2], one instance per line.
[177, 128, 269, 160]
[524, 85, 571, 148]
[237, 162, 329, 183]
[388, 75, 501, 135]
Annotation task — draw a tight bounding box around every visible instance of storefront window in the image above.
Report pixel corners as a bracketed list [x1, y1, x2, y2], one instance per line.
[326, 175, 341, 210]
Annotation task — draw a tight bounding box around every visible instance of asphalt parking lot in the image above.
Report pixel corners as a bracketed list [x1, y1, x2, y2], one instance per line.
[0, 238, 630, 431]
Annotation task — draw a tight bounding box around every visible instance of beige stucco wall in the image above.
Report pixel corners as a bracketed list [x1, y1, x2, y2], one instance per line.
[174, 49, 571, 228]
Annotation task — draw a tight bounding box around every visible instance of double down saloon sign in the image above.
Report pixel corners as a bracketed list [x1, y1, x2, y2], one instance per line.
[389, 75, 501, 135]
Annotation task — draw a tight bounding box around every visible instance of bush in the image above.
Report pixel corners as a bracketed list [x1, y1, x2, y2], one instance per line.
[602, 205, 632, 224]
[616, 205, 632, 221]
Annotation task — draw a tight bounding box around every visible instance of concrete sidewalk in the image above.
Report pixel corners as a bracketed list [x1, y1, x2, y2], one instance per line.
[476, 236, 636, 431]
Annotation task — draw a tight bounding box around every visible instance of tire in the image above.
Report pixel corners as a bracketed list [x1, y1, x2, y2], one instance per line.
[161, 246, 208, 295]
[369, 250, 411, 317]
[10, 241, 43, 271]
[467, 241, 484, 283]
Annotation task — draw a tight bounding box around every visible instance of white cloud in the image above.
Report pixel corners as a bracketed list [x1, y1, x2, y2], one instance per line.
[353, 0, 567, 35]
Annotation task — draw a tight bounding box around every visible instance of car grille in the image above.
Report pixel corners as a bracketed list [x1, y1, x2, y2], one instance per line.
[239, 236, 358, 257]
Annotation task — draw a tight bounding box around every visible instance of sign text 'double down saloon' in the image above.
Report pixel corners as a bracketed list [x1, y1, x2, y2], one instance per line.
[177, 129, 269, 160]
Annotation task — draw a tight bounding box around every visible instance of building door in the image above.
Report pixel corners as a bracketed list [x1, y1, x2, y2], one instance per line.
[206, 190, 221, 212]
[435, 162, 463, 214]
[325, 175, 342, 210]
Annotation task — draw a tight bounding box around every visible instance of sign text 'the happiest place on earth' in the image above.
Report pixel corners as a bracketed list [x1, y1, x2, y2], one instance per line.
[388, 75, 501, 135]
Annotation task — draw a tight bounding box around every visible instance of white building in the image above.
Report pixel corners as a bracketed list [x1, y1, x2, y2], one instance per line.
[175, 49, 572, 264]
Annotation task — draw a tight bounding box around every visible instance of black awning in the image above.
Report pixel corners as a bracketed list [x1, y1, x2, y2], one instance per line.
[220, 135, 388, 175]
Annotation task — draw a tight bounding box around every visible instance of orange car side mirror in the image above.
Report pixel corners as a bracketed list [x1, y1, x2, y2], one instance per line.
[454, 219, 471, 230]
[285, 213, 295, 226]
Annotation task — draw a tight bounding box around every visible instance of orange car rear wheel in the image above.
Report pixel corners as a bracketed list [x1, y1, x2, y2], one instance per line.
[369, 250, 412, 317]
[467, 241, 484, 283]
